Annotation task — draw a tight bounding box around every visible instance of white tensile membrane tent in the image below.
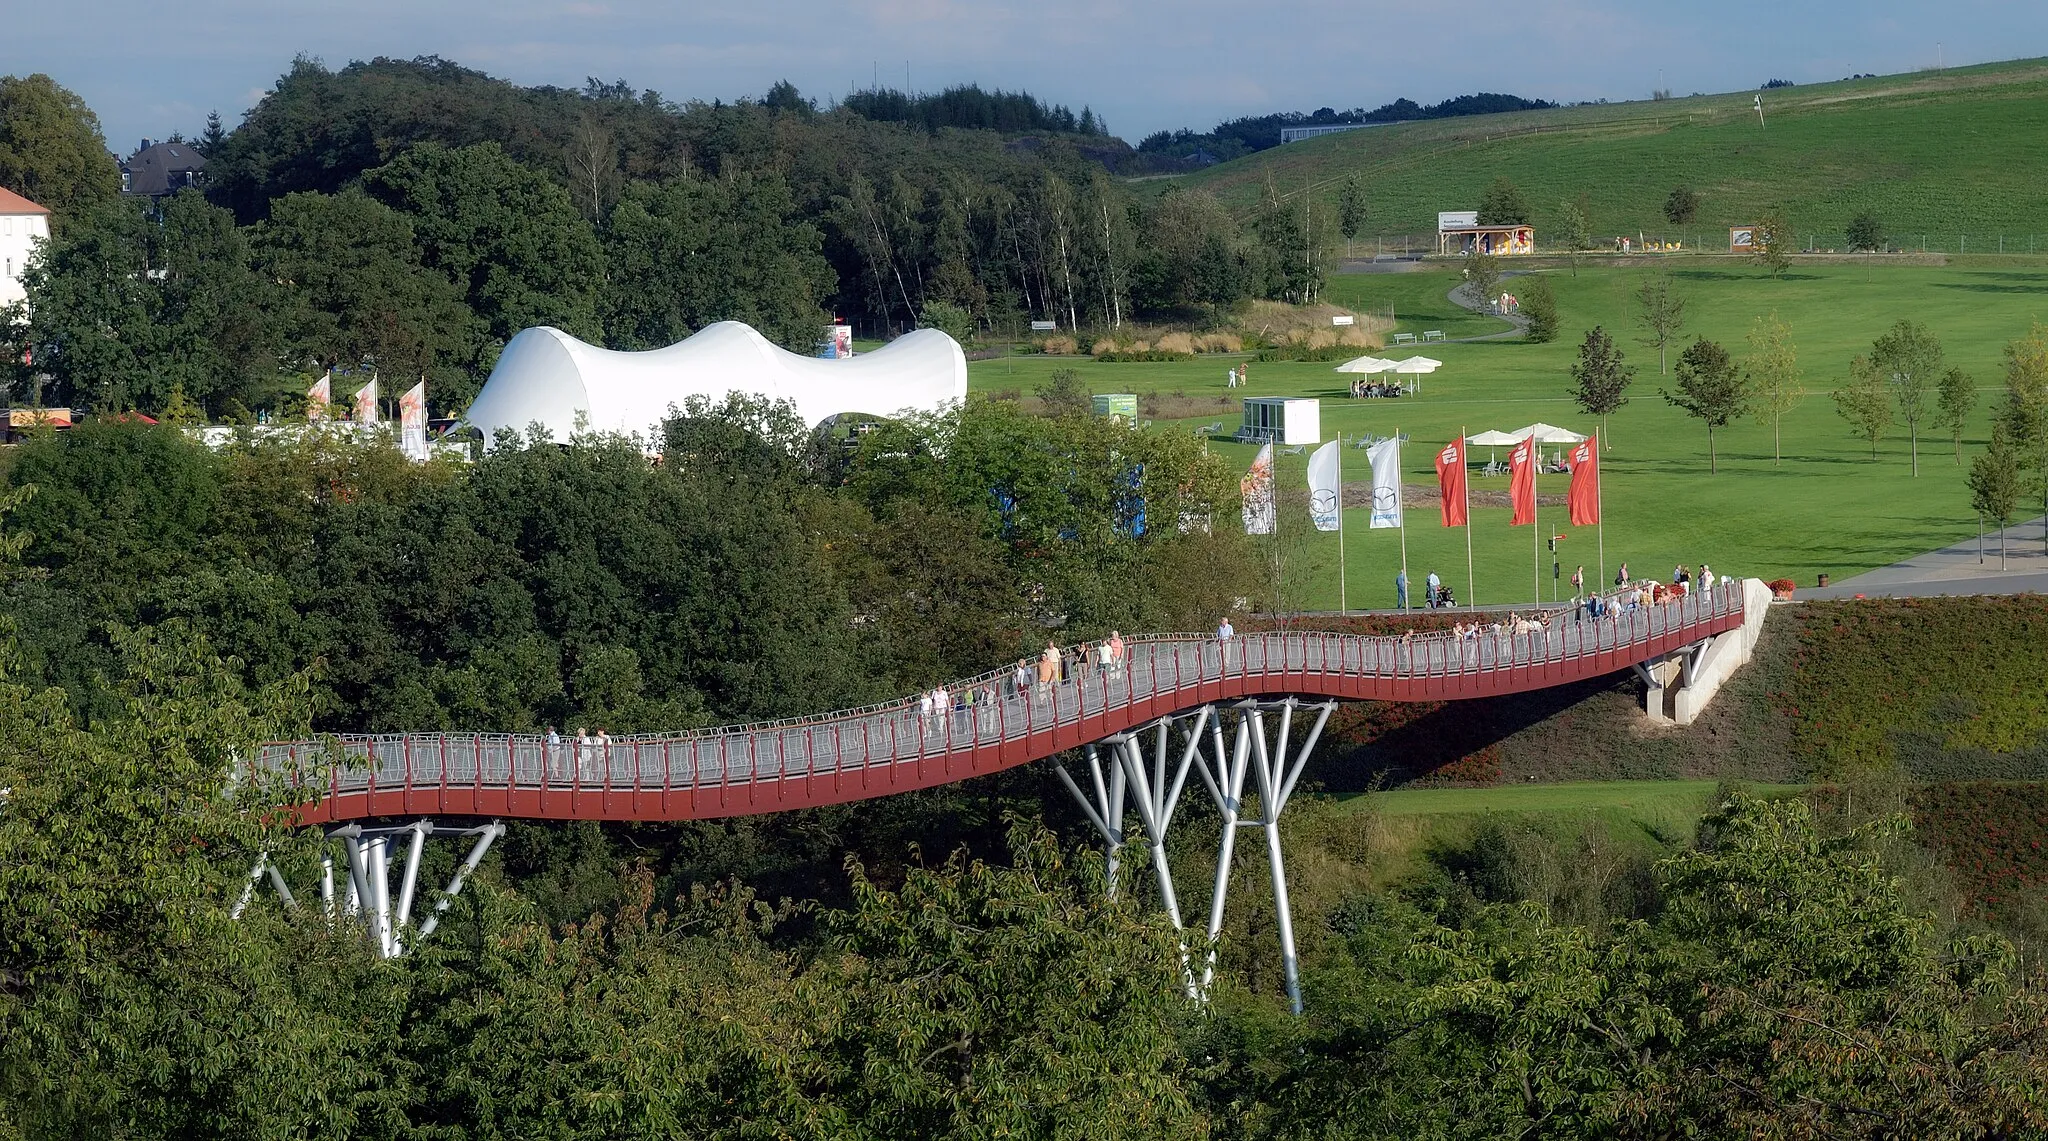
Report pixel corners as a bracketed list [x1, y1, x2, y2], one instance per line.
[1333, 355, 1399, 374]
[463, 322, 968, 444]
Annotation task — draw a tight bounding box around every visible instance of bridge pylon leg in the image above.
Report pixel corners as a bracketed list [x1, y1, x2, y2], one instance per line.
[232, 819, 504, 959]
[1058, 707, 1213, 998]
[1188, 698, 1335, 1015]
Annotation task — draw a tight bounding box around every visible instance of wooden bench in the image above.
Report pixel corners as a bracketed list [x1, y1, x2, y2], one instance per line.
[1422, 330, 1447, 342]
[1392, 332, 1417, 345]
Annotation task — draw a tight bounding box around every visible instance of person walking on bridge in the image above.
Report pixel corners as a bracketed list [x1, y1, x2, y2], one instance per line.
[1013, 658, 1032, 700]
[1038, 644, 1060, 691]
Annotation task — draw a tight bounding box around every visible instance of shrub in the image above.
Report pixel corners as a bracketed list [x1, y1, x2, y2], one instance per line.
[1095, 349, 1193, 363]
[1195, 332, 1243, 353]
[1153, 331, 1195, 355]
[1781, 597, 2048, 775]
[1039, 335, 1079, 355]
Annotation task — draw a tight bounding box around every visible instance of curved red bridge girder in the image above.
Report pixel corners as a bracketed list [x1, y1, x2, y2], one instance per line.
[271, 587, 1749, 826]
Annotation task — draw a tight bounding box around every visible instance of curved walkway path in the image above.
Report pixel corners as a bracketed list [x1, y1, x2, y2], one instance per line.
[269, 585, 1751, 825]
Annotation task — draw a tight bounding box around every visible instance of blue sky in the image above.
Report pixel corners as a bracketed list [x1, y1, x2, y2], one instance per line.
[10, 1, 2045, 155]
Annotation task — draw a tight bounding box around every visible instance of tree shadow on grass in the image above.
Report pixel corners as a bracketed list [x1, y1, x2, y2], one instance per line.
[1929, 282, 2048, 295]
[1670, 269, 1823, 283]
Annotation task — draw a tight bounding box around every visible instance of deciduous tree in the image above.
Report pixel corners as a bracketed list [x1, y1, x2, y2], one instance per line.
[1337, 174, 1366, 241]
[1663, 184, 1700, 226]
[1568, 325, 1633, 443]
[1477, 175, 1530, 225]
[1744, 311, 1801, 464]
[1934, 366, 1977, 464]
[1970, 426, 2023, 568]
[1664, 336, 1746, 473]
[1833, 354, 1895, 459]
[0, 73, 121, 218]
[1869, 318, 1944, 476]
[1753, 209, 1792, 275]
[1632, 274, 1687, 374]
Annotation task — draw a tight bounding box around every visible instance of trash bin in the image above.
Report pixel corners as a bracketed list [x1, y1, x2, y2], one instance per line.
[1817, 573, 1830, 588]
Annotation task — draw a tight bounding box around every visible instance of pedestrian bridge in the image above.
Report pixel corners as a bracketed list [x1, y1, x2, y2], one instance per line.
[268, 583, 1754, 826]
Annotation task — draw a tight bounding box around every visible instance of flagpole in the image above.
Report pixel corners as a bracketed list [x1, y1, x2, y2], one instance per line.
[1337, 432, 1348, 615]
[1595, 426, 1607, 589]
[1531, 433, 1541, 605]
[1462, 425, 1475, 607]
[1396, 430, 1409, 613]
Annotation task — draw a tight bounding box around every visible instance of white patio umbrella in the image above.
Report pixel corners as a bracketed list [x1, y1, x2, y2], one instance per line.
[1512, 422, 1589, 469]
[1390, 355, 1442, 394]
[1512, 422, 1588, 444]
[1333, 355, 1399, 373]
[1466, 429, 1521, 466]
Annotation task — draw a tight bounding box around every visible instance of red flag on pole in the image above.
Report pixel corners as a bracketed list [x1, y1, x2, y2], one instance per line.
[1567, 437, 1600, 526]
[1508, 433, 1537, 526]
[1435, 436, 1468, 526]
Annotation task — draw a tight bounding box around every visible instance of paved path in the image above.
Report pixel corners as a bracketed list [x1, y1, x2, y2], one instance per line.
[1438, 278, 1529, 343]
[1802, 516, 2048, 599]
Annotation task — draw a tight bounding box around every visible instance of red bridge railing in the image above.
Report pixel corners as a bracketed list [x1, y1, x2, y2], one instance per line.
[269, 584, 1749, 823]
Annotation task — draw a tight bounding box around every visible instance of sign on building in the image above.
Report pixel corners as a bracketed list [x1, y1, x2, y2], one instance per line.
[1438, 210, 1479, 231]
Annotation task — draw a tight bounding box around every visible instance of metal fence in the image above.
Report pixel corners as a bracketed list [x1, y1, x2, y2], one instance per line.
[263, 585, 1740, 800]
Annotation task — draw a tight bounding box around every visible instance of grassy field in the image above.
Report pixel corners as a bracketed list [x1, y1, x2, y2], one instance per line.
[1361, 779, 1788, 817]
[969, 260, 2048, 610]
[1164, 58, 2048, 247]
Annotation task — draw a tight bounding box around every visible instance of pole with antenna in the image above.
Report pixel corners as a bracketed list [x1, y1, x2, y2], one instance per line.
[1337, 432, 1348, 615]
[1531, 434, 1541, 604]
[1462, 424, 1475, 607]
[1596, 426, 1607, 589]
[1396, 429, 1409, 613]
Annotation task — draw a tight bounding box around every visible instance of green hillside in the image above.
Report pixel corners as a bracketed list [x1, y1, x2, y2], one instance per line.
[1171, 58, 2048, 246]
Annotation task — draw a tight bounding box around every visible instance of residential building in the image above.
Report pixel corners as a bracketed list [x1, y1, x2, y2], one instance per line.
[122, 140, 206, 197]
[0, 187, 51, 309]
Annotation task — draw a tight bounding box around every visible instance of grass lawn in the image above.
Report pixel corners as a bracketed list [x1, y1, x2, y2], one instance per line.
[1358, 779, 1798, 817]
[1170, 57, 2048, 245]
[968, 260, 2048, 610]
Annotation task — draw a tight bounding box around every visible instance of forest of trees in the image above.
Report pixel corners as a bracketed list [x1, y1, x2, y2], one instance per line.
[839, 82, 1110, 137]
[0, 58, 1350, 420]
[1135, 92, 1558, 165]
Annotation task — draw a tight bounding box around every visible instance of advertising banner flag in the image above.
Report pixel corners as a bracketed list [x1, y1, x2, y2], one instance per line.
[1241, 443, 1275, 535]
[353, 378, 379, 424]
[400, 380, 429, 462]
[1367, 437, 1402, 529]
[1508, 433, 1537, 526]
[1567, 437, 1600, 526]
[1435, 436, 1468, 527]
[1306, 440, 1342, 531]
[306, 372, 331, 422]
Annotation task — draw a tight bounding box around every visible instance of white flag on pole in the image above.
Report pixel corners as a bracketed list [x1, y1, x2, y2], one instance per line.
[353, 377, 379, 424]
[1368, 437, 1403, 529]
[1306, 440, 1342, 531]
[399, 380, 428, 462]
[1240, 442, 1275, 535]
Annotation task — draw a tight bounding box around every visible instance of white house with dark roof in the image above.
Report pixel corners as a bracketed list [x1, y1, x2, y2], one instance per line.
[0, 188, 51, 309]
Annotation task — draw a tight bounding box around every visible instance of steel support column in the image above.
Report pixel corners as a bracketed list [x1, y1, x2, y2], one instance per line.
[1189, 698, 1334, 1014]
[232, 819, 505, 960]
